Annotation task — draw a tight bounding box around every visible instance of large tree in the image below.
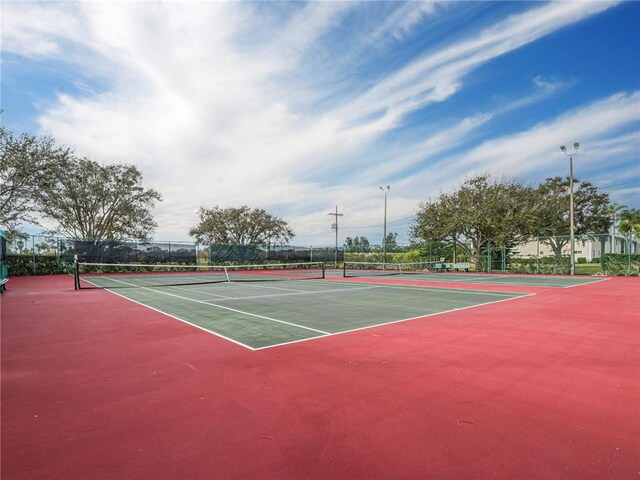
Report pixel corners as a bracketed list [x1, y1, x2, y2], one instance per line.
[533, 176, 611, 258]
[384, 232, 398, 250]
[189, 206, 294, 245]
[0, 126, 69, 232]
[411, 174, 536, 265]
[35, 156, 162, 241]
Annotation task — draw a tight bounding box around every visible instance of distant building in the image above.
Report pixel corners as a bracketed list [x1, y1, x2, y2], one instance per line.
[513, 233, 638, 262]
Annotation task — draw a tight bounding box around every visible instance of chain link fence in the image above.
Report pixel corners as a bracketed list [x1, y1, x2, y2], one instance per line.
[345, 233, 639, 276]
[6, 233, 638, 277]
[5, 236, 346, 275]
[5, 235, 201, 276]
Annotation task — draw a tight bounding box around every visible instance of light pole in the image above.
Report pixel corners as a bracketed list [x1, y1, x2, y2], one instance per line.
[379, 185, 390, 264]
[560, 142, 579, 275]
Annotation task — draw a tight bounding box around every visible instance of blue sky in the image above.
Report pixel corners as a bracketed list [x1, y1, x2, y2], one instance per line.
[2, 1, 639, 245]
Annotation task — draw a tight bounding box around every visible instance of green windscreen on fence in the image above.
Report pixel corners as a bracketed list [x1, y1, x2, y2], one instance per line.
[59, 240, 198, 264]
[209, 243, 343, 263]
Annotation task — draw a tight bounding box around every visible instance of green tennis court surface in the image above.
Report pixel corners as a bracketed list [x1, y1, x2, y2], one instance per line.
[86, 278, 528, 349]
[339, 269, 608, 287]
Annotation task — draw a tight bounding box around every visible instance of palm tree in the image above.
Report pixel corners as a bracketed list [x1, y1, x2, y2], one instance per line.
[619, 209, 640, 252]
[605, 202, 627, 253]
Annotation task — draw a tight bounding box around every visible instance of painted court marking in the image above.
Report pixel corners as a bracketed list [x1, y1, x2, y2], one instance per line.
[196, 284, 383, 302]
[254, 292, 534, 350]
[80, 276, 532, 350]
[345, 271, 611, 288]
[96, 276, 331, 335]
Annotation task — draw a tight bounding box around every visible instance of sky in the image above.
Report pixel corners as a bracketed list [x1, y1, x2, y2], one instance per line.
[2, 0, 639, 246]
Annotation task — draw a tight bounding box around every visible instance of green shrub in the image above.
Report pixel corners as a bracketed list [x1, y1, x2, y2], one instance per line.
[601, 253, 640, 276]
[7, 255, 69, 276]
[591, 257, 600, 264]
[344, 250, 429, 264]
[507, 256, 571, 274]
[577, 257, 587, 264]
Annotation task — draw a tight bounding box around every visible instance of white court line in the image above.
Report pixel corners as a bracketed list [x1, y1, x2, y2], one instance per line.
[148, 283, 234, 299]
[254, 292, 535, 351]
[349, 272, 612, 288]
[102, 274, 317, 296]
[169, 280, 317, 295]
[97, 276, 331, 336]
[80, 275, 531, 351]
[562, 276, 611, 289]
[79, 278, 258, 351]
[322, 279, 524, 297]
[199, 285, 382, 302]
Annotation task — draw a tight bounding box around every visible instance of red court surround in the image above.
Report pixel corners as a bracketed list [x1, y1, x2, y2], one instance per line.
[2, 275, 638, 479]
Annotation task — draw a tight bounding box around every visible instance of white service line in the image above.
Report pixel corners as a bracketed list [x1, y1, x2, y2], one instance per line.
[79, 278, 257, 351]
[199, 284, 383, 302]
[98, 276, 331, 335]
[324, 279, 523, 297]
[146, 282, 235, 299]
[254, 291, 535, 351]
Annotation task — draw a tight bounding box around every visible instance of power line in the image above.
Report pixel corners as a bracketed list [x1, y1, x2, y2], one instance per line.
[341, 214, 414, 231]
[599, 178, 640, 189]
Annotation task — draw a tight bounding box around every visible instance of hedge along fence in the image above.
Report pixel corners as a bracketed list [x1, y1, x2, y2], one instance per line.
[601, 253, 640, 276]
[344, 250, 429, 264]
[7, 255, 71, 276]
[506, 256, 572, 275]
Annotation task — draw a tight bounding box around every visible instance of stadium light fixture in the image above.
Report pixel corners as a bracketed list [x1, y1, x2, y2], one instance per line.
[379, 185, 391, 264]
[559, 142, 580, 275]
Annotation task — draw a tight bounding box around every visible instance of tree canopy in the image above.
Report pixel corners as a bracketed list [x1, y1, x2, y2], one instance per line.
[189, 206, 294, 245]
[411, 173, 612, 263]
[35, 156, 162, 241]
[344, 236, 370, 248]
[411, 174, 537, 263]
[533, 176, 611, 257]
[0, 126, 69, 233]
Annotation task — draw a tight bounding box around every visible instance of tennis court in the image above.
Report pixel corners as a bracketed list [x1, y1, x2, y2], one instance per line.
[77, 264, 528, 349]
[341, 262, 608, 287]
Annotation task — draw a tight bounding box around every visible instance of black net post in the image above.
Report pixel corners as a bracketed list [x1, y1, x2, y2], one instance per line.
[74, 256, 80, 290]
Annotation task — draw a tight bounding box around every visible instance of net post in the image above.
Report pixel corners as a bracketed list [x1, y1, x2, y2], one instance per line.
[343, 261, 347, 277]
[321, 262, 325, 279]
[74, 255, 79, 290]
[224, 266, 231, 283]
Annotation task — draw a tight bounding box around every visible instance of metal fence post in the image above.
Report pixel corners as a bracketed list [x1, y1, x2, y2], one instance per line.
[628, 233, 632, 276]
[502, 245, 506, 272]
[32, 235, 36, 275]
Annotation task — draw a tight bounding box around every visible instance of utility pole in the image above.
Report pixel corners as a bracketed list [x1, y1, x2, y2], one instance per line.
[329, 206, 343, 268]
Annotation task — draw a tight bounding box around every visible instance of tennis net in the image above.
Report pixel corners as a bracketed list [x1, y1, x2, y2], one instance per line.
[74, 261, 325, 289]
[343, 261, 437, 278]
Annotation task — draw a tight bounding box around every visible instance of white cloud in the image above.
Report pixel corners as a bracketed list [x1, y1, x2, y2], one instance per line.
[402, 91, 640, 192]
[3, 1, 633, 245]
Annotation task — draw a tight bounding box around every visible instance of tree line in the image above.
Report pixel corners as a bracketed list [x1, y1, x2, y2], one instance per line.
[0, 126, 293, 244]
[2, 125, 637, 253]
[1, 126, 161, 241]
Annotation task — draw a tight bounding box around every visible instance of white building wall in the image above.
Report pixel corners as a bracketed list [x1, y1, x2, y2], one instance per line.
[513, 235, 636, 261]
